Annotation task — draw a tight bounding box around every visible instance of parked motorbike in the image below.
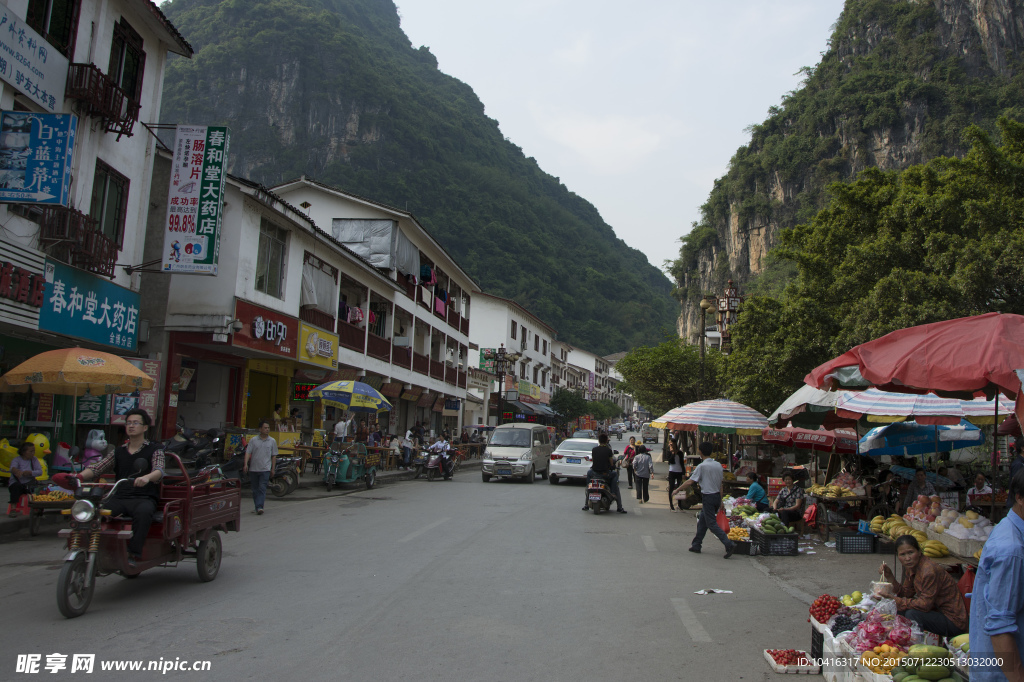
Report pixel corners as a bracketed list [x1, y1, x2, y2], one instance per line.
[586, 473, 616, 514]
[323, 441, 378, 491]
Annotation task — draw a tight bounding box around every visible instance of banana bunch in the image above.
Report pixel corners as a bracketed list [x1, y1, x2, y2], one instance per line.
[974, 548, 983, 560]
[869, 515, 886, 533]
[32, 490, 73, 502]
[880, 514, 913, 540]
[922, 540, 949, 557]
[808, 484, 828, 496]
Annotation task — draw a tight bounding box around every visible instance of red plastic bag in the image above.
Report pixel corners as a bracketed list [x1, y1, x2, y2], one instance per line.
[717, 507, 730, 533]
[958, 566, 976, 611]
[803, 503, 818, 525]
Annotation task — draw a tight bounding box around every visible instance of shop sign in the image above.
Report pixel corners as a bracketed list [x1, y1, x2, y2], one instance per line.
[299, 322, 337, 369]
[0, 7, 69, 113]
[111, 359, 161, 426]
[36, 392, 53, 421]
[400, 386, 421, 402]
[75, 394, 110, 425]
[39, 260, 140, 350]
[232, 299, 296, 358]
[292, 382, 317, 401]
[588, 372, 595, 394]
[0, 258, 45, 307]
[160, 125, 230, 275]
[478, 347, 497, 372]
[0, 111, 76, 204]
[442, 398, 460, 417]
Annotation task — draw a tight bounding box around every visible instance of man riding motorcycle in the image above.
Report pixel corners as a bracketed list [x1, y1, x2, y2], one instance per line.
[428, 436, 454, 480]
[582, 433, 626, 513]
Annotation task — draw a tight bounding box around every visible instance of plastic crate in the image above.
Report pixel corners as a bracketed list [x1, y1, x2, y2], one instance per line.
[751, 527, 799, 556]
[732, 540, 753, 555]
[835, 531, 877, 554]
[811, 624, 824, 661]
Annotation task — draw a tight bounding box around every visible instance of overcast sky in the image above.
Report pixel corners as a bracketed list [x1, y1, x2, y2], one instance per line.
[394, 0, 847, 276]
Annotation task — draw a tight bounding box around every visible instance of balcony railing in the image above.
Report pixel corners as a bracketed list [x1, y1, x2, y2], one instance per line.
[300, 307, 335, 332]
[66, 63, 140, 139]
[413, 352, 429, 375]
[39, 206, 116, 278]
[367, 333, 391, 361]
[337, 320, 365, 352]
[392, 346, 412, 368]
[445, 365, 457, 386]
[403, 275, 416, 300]
[461, 317, 469, 335]
[430, 359, 445, 380]
[447, 309, 461, 331]
[458, 370, 467, 389]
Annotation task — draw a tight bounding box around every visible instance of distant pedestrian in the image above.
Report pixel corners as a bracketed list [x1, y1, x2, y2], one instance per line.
[632, 445, 654, 503]
[401, 427, 414, 469]
[667, 441, 684, 512]
[243, 419, 278, 515]
[674, 441, 734, 558]
[334, 413, 352, 443]
[622, 437, 637, 489]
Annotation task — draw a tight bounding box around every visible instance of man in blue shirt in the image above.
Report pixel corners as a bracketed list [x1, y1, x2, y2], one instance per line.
[970, 468, 1024, 681]
[746, 472, 770, 512]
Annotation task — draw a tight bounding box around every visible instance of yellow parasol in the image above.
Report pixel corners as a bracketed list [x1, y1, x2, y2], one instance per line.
[0, 347, 154, 396]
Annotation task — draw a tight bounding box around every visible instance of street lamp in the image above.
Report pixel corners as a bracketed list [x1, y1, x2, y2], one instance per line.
[493, 344, 521, 426]
[699, 297, 714, 401]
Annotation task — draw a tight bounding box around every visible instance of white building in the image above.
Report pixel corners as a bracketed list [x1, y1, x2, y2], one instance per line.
[0, 0, 190, 444]
[467, 292, 556, 424]
[140, 169, 480, 441]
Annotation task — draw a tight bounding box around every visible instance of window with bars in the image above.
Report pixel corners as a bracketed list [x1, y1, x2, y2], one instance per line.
[89, 160, 128, 247]
[108, 18, 145, 103]
[26, 0, 80, 58]
[256, 219, 287, 298]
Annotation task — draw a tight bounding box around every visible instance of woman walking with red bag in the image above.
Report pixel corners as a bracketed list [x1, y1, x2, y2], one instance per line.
[621, 437, 637, 489]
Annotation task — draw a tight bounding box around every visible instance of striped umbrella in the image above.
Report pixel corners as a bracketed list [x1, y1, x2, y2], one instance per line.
[309, 380, 392, 413]
[649, 399, 768, 435]
[836, 388, 1014, 426]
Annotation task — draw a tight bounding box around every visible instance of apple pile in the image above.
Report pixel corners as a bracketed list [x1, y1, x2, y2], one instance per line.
[767, 649, 810, 667]
[905, 494, 947, 523]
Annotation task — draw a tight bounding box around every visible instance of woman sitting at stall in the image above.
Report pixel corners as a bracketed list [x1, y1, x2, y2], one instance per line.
[878, 535, 968, 638]
[772, 472, 805, 527]
[966, 473, 993, 505]
[876, 469, 903, 514]
[746, 472, 770, 512]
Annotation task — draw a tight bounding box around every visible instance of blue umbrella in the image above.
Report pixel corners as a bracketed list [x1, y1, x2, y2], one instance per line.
[308, 380, 392, 413]
[859, 419, 983, 458]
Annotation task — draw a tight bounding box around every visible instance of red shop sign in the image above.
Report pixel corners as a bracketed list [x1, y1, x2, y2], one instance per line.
[232, 299, 298, 358]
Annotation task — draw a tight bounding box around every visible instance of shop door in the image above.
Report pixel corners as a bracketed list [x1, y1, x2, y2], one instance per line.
[245, 372, 279, 428]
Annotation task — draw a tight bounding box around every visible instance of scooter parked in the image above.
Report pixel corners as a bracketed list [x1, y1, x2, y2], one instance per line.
[322, 440, 378, 491]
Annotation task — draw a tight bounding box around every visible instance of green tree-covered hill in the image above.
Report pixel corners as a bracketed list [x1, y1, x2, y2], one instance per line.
[159, 0, 677, 355]
[669, 0, 1024, 339]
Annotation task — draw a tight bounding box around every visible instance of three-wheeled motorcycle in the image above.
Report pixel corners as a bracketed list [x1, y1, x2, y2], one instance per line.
[56, 453, 241, 618]
[323, 441, 379, 491]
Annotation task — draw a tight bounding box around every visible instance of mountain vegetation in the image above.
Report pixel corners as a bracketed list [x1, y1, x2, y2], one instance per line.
[727, 118, 1024, 416]
[159, 0, 678, 355]
[669, 0, 1024, 337]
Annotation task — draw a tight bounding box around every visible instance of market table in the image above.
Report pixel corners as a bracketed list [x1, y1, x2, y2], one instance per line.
[810, 495, 872, 542]
[292, 445, 327, 475]
[723, 481, 749, 497]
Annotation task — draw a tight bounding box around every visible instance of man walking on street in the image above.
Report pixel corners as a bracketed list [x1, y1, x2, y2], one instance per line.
[674, 441, 734, 558]
[632, 445, 654, 503]
[244, 419, 277, 515]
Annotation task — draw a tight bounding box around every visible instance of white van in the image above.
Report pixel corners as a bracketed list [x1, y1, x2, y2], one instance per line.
[481, 422, 552, 483]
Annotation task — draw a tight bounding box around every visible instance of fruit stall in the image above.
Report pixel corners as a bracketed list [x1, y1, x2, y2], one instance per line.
[26, 485, 75, 536]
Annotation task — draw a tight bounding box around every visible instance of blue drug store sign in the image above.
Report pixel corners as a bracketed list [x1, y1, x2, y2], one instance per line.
[39, 260, 140, 351]
[0, 111, 75, 204]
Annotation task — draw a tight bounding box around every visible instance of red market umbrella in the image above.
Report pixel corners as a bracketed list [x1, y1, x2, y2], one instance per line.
[762, 426, 858, 454]
[804, 313, 1024, 426]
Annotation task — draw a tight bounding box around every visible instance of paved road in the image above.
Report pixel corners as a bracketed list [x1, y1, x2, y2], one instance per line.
[3, 439, 821, 681]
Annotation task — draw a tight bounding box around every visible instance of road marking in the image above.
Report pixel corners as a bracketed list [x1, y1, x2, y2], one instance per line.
[671, 597, 713, 642]
[398, 517, 450, 543]
[642, 535, 656, 552]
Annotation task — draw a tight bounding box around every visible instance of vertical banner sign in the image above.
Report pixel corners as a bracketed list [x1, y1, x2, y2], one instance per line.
[161, 125, 230, 275]
[0, 5, 70, 112]
[75, 394, 110, 425]
[0, 111, 76, 204]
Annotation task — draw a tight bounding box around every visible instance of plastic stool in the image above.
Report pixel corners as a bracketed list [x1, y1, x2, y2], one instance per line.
[6, 493, 31, 517]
